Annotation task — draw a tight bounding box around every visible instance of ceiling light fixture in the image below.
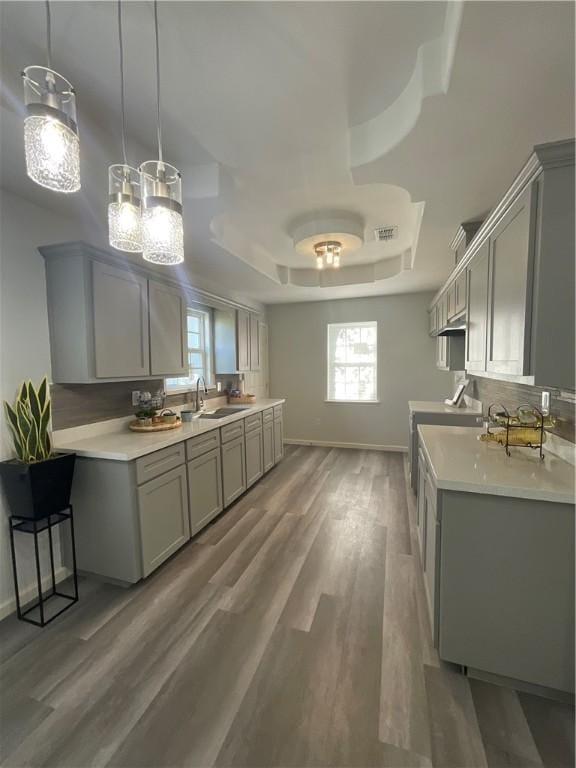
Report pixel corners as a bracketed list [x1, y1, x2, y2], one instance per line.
[314, 241, 341, 270]
[140, 0, 184, 265]
[108, 0, 142, 253]
[22, 1, 80, 193]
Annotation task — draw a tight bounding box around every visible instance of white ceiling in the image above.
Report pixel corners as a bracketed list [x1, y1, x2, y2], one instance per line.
[0, 1, 574, 304]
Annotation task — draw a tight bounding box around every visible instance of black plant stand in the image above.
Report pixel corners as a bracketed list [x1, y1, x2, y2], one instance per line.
[8, 506, 79, 627]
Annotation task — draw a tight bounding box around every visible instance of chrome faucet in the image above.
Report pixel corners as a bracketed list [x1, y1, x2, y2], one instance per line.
[195, 376, 208, 412]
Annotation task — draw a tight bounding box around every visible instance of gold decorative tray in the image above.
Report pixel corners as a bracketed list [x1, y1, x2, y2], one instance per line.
[228, 394, 256, 404]
[129, 419, 182, 433]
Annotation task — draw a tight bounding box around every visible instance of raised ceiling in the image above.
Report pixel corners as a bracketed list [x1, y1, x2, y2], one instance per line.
[0, 1, 574, 303]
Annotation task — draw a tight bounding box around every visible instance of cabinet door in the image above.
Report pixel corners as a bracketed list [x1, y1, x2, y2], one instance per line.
[237, 310, 250, 372]
[245, 427, 263, 487]
[416, 452, 427, 560]
[250, 314, 260, 371]
[446, 284, 455, 320]
[428, 309, 436, 336]
[262, 419, 274, 472]
[424, 473, 439, 643]
[454, 272, 466, 315]
[273, 417, 284, 464]
[486, 186, 533, 375]
[221, 434, 246, 506]
[465, 240, 490, 371]
[138, 465, 190, 577]
[92, 261, 150, 378]
[148, 280, 187, 376]
[187, 447, 223, 535]
[436, 336, 447, 369]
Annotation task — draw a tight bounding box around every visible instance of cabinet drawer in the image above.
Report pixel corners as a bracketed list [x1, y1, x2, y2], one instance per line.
[221, 419, 245, 444]
[186, 430, 220, 461]
[273, 404, 283, 421]
[244, 412, 263, 433]
[136, 443, 185, 485]
[262, 408, 274, 423]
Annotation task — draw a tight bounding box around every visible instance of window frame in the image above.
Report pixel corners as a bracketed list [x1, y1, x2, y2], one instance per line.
[165, 305, 216, 393]
[325, 321, 379, 404]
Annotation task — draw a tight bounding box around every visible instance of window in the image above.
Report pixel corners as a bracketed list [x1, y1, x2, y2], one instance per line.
[326, 321, 378, 402]
[165, 307, 214, 391]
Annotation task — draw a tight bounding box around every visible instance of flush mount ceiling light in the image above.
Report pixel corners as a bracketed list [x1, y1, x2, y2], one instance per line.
[108, 1, 142, 253]
[290, 212, 364, 272]
[140, 0, 184, 265]
[22, 2, 80, 193]
[314, 241, 341, 270]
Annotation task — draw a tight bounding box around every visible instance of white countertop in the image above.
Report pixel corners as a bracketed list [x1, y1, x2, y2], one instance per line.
[54, 399, 285, 462]
[418, 425, 575, 504]
[409, 400, 482, 416]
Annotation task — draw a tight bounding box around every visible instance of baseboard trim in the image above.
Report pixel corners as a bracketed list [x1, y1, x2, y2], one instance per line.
[284, 439, 408, 453]
[0, 566, 71, 622]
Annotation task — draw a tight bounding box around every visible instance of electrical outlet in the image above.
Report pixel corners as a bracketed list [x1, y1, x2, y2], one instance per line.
[541, 390, 551, 415]
[132, 391, 141, 407]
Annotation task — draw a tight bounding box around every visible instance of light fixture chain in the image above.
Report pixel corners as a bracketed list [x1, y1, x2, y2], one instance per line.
[153, 0, 163, 164]
[45, 0, 52, 69]
[117, 0, 128, 167]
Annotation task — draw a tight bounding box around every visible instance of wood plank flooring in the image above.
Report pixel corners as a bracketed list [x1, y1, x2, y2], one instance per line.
[0, 446, 573, 767]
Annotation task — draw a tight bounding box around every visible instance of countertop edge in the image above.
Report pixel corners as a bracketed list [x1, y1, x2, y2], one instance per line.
[54, 399, 286, 462]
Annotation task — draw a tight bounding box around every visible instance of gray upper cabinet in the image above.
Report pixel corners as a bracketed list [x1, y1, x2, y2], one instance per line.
[137, 464, 190, 578]
[237, 309, 251, 372]
[250, 314, 260, 371]
[431, 140, 574, 389]
[92, 261, 150, 379]
[486, 185, 533, 376]
[465, 240, 490, 372]
[215, 308, 261, 374]
[42, 242, 192, 383]
[148, 280, 188, 376]
[453, 272, 466, 316]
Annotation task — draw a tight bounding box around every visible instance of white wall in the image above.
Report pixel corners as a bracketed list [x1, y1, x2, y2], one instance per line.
[267, 293, 452, 449]
[0, 189, 85, 617]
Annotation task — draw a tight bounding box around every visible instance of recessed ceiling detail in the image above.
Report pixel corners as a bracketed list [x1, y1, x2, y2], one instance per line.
[290, 211, 364, 265]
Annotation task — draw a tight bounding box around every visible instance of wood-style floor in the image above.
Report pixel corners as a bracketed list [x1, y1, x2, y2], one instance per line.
[0, 446, 573, 768]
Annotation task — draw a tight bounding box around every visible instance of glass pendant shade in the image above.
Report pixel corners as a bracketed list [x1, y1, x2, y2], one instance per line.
[22, 66, 80, 193]
[139, 160, 184, 265]
[108, 164, 142, 252]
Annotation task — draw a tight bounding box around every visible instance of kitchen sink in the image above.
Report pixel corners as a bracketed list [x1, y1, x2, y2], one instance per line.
[199, 406, 250, 419]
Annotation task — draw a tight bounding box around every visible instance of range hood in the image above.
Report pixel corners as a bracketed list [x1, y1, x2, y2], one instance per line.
[438, 316, 466, 336]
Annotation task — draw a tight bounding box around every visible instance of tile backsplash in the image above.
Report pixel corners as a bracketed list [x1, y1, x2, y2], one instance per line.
[51, 367, 269, 430]
[457, 373, 576, 443]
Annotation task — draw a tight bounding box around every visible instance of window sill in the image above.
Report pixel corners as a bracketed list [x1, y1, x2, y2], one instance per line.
[324, 399, 380, 404]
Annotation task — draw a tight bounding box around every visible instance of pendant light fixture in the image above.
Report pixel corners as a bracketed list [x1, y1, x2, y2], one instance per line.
[108, 0, 142, 252]
[139, 0, 184, 265]
[22, 1, 81, 193]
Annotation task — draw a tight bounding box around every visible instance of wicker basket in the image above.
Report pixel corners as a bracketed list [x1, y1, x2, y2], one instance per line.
[228, 394, 256, 405]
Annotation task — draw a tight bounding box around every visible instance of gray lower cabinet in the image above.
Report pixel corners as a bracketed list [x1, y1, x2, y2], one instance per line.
[274, 415, 284, 464]
[137, 464, 190, 578]
[187, 447, 223, 535]
[245, 426, 263, 487]
[221, 434, 247, 506]
[262, 414, 274, 472]
[415, 446, 574, 696]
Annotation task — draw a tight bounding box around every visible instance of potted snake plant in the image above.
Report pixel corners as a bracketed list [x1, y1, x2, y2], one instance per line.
[1, 377, 76, 520]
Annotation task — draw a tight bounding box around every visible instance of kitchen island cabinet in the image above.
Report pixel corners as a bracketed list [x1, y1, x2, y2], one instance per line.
[416, 424, 574, 698]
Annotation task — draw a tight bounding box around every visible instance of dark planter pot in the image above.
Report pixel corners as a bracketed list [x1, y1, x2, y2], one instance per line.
[0, 453, 76, 520]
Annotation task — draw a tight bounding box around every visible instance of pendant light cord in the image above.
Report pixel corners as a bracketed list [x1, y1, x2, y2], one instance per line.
[153, 0, 163, 164]
[117, 0, 128, 166]
[45, 0, 52, 69]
